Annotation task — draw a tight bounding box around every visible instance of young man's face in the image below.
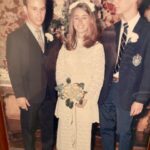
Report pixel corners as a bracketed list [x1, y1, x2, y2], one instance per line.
[112, 0, 136, 15]
[24, 0, 46, 29]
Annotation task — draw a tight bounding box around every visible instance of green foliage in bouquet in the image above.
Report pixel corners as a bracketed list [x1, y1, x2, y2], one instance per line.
[55, 77, 87, 109]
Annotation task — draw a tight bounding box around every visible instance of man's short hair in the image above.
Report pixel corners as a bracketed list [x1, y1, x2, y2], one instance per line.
[23, 0, 46, 6]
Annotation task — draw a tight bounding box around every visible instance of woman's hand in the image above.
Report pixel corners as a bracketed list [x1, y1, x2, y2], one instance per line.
[76, 99, 87, 108]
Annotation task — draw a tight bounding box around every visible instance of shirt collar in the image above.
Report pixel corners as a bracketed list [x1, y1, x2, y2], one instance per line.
[121, 13, 140, 32]
[26, 21, 43, 33]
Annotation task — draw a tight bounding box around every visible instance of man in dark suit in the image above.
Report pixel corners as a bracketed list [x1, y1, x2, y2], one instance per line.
[99, 0, 150, 150]
[6, 0, 50, 149]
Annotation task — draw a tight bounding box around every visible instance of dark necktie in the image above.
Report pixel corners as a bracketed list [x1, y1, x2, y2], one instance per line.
[114, 23, 129, 73]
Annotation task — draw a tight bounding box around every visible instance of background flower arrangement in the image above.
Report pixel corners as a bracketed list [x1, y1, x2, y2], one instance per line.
[47, 0, 78, 40]
[48, 0, 119, 41]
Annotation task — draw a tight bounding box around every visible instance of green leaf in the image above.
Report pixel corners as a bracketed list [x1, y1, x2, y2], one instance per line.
[65, 99, 74, 109]
[55, 84, 64, 91]
[66, 77, 71, 84]
[69, 101, 74, 109]
[66, 99, 70, 106]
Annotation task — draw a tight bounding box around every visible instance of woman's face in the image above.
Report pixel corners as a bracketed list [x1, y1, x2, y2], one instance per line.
[73, 8, 90, 37]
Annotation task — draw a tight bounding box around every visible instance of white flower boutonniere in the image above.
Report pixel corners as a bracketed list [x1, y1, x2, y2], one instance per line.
[129, 32, 139, 43]
[45, 33, 54, 42]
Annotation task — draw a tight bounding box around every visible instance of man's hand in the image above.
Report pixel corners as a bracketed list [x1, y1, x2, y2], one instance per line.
[16, 97, 30, 111]
[130, 102, 143, 116]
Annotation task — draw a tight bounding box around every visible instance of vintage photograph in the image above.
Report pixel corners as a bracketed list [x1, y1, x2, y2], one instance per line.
[0, 0, 150, 150]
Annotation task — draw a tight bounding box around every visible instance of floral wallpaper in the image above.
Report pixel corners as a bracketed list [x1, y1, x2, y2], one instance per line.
[0, 0, 24, 86]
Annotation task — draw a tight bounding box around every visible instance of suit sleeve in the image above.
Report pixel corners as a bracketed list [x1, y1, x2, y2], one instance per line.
[134, 32, 150, 104]
[6, 34, 26, 98]
[45, 38, 62, 56]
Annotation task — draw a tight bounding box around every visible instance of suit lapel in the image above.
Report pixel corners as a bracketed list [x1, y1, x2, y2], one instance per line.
[44, 33, 48, 54]
[23, 24, 44, 54]
[125, 17, 145, 52]
[132, 17, 143, 35]
[115, 21, 121, 53]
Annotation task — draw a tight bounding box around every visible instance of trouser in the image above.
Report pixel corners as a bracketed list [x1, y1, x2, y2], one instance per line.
[100, 82, 133, 150]
[20, 100, 56, 150]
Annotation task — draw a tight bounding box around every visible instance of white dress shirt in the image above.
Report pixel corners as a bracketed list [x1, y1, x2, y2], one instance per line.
[113, 13, 140, 78]
[26, 22, 45, 52]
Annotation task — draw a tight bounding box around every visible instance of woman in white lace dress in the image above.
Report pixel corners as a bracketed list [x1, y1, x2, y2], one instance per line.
[55, 2, 105, 150]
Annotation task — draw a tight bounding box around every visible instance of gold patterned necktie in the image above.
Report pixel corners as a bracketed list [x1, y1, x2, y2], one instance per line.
[35, 29, 44, 52]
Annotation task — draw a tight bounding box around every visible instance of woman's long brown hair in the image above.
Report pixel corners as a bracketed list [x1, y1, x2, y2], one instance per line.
[65, 3, 98, 50]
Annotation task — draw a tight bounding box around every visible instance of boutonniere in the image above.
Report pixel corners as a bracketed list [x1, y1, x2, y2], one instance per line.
[45, 33, 54, 42]
[128, 32, 139, 43]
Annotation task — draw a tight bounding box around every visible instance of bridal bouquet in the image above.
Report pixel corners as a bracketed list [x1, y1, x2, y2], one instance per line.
[55, 78, 87, 109]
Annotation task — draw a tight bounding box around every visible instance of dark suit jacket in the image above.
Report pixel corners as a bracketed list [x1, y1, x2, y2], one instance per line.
[100, 17, 150, 110]
[6, 23, 47, 104]
[99, 26, 117, 105]
[44, 38, 62, 102]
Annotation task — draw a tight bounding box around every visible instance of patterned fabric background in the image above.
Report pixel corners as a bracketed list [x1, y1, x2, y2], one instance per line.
[0, 0, 24, 86]
[0, 0, 24, 63]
